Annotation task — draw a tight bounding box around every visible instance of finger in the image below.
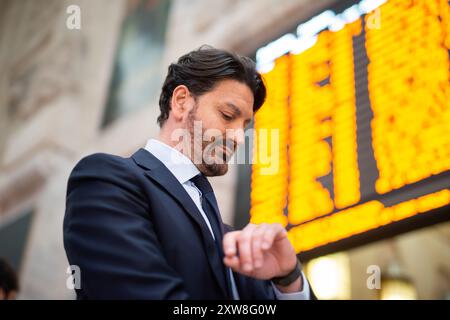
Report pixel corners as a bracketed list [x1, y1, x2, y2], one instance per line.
[223, 231, 240, 257]
[223, 255, 240, 271]
[251, 223, 269, 269]
[261, 223, 286, 250]
[237, 224, 257, 272]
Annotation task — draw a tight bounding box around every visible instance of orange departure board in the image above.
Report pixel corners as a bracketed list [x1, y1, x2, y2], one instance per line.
[250, 0, 450, 259]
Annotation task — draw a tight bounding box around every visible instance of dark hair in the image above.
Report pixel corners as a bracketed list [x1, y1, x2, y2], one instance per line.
[0, 258, 19, 295]
[157, 45, 266, 127]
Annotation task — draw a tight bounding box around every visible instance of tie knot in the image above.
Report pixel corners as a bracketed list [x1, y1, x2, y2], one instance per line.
[190, 174, 213, 195]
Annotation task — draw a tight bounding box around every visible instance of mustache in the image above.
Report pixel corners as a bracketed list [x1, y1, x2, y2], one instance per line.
[202, 138, 237, 162]
[205, 138, 236, 153]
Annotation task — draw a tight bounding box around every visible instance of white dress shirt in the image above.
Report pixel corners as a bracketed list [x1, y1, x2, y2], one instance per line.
[144, 138, 310, 300]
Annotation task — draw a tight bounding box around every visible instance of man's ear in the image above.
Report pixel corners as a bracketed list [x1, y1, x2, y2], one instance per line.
[170, 85, 194, 123]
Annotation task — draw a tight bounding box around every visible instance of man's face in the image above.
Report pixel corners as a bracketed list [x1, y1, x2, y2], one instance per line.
[185, 79, 254, 176]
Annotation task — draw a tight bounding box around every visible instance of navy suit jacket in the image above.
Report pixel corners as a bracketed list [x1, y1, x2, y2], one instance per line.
[63, 148, 315, 299]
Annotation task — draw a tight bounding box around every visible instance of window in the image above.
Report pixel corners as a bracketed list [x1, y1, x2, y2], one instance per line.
[0, 210, 34, 273]
[101, 0, 171, 127]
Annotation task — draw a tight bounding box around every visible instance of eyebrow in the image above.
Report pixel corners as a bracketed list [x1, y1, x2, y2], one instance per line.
[223, 102, 252, 125]
[224, 102, 242, 116]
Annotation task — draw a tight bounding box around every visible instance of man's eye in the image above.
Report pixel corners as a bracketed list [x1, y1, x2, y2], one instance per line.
[221, 113, 233, 121]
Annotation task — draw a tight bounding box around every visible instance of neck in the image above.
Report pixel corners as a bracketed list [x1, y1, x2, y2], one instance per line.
[157, 129, 178, 149]
[157, 125, 206, 174]
[157, 127, 193, 160]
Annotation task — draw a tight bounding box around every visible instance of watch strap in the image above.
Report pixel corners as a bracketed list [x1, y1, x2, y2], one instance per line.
[271, 260, 302, 287]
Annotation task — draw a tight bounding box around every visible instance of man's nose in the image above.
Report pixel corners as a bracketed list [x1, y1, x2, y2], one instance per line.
[232, 127, 245, 146]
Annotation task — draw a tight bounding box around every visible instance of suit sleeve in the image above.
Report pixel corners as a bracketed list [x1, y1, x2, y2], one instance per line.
[63, 154, 190, 299]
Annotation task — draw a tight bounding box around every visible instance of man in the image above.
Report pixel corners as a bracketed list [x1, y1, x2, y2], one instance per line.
[0, 258, 19, 300]
[64, 46, 315, 299]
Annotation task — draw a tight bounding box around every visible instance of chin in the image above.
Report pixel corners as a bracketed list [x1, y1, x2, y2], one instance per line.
[202, 163, 229, 177]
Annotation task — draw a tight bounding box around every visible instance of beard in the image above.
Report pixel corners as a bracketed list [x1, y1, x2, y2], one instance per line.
[186, 105, 236, 177]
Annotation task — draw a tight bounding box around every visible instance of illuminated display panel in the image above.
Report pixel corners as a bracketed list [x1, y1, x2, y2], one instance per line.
[250, 0, 450, 259]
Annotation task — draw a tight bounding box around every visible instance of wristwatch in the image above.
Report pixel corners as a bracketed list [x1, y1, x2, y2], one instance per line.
[271, 260, 302, 287]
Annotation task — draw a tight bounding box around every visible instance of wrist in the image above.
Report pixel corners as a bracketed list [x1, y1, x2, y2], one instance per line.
[274, 275, 303, 293]
[271, 259, 302, 288]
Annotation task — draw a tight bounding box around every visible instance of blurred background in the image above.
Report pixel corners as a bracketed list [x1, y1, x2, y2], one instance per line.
[0, 0, 448, 299]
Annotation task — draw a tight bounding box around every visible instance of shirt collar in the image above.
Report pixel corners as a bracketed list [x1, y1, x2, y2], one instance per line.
[144, 138, 200, 184]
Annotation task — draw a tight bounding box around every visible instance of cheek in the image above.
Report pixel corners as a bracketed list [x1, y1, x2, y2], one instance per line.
[197, 109, 226, 131]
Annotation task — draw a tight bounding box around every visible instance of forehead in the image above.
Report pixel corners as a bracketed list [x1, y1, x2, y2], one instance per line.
[200, 79, 254, 114]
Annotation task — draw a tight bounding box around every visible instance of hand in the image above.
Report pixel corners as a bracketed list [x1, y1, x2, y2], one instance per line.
[222, 223, 301, 291]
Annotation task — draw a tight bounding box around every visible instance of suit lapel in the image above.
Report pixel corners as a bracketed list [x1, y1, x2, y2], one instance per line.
[131, 148, 230, 298]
